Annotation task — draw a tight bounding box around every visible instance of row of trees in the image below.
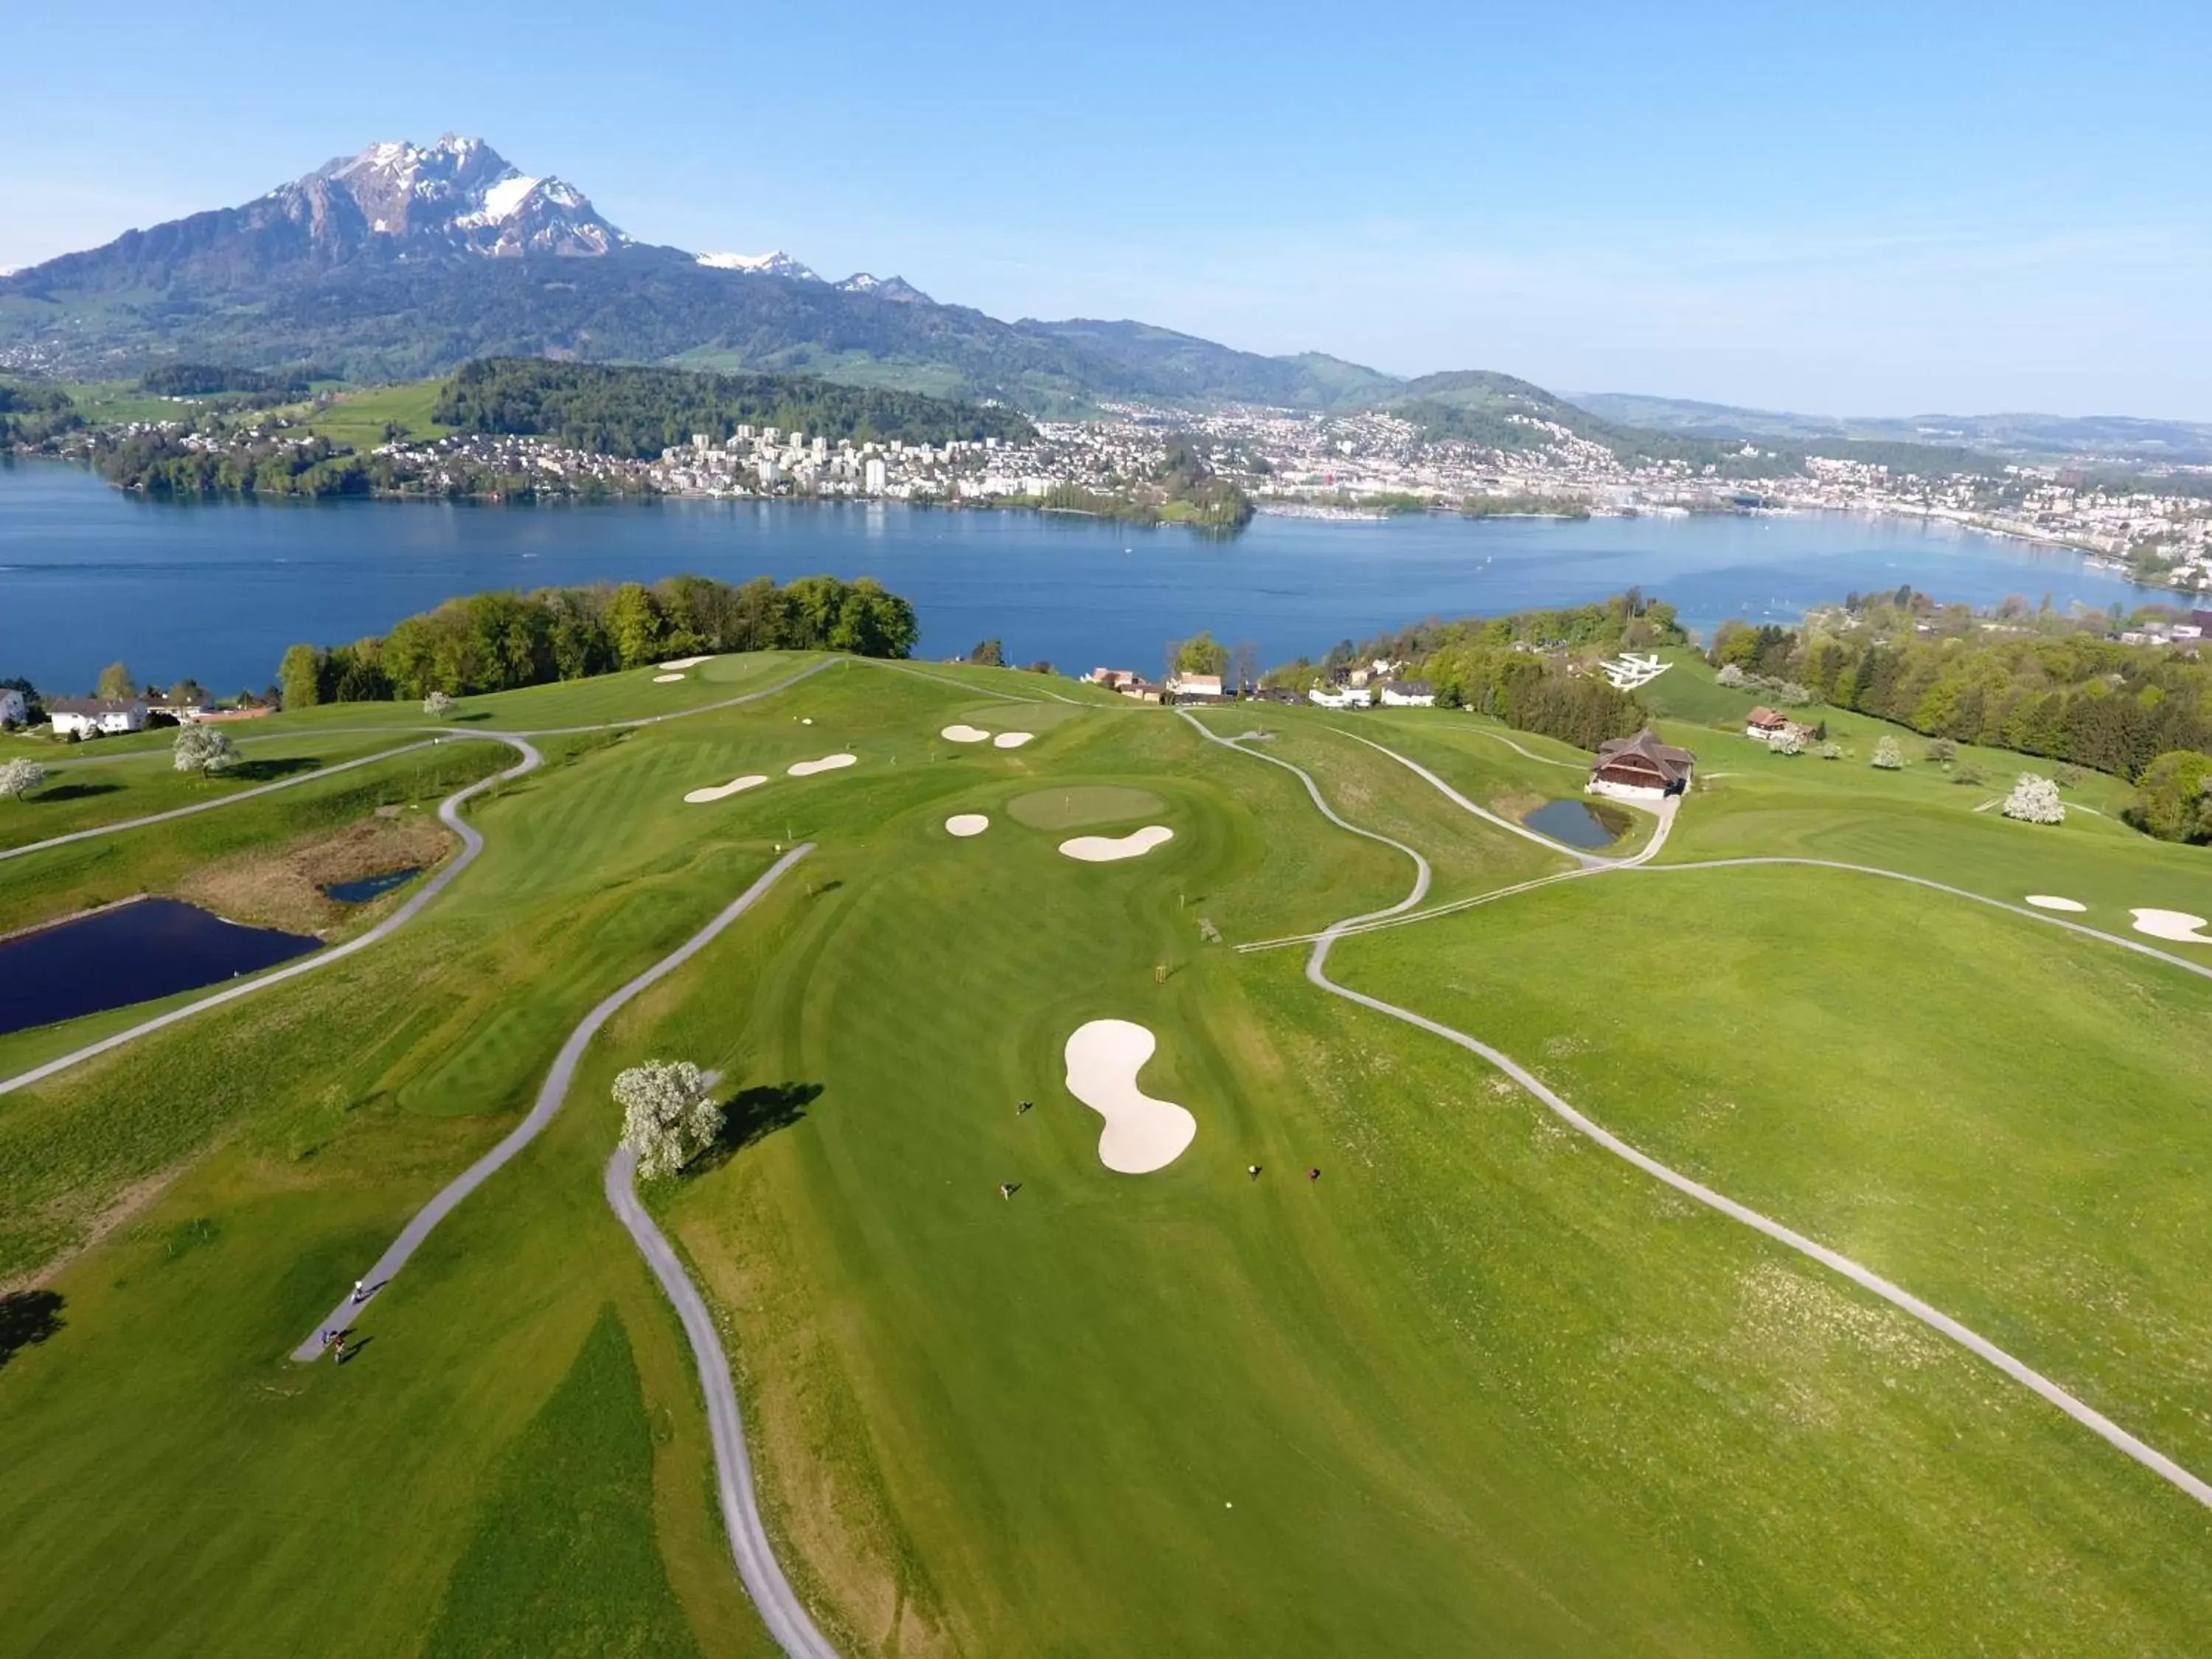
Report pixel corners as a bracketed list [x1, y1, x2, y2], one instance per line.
[1706, 598, 2212, 779]
[91, 429, 369, 498]
[279, 573, 919, 704]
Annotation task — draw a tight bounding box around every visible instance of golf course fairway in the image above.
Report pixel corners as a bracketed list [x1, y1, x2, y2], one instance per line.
[0, 650, 2206, 1658]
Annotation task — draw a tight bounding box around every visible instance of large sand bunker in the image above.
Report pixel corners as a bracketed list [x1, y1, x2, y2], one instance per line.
[685, 775, 770, 804]
[942, 725, 991, 743]
[2025, 894, 2087, 913]
[1060, 826, 1174, 863]
[788, 754, 858, 778]
[1063, 1019, 1197, 1174]
[945, 813, 990, 837]
[653, 673, 687, 684]
[992, 731, 1035, 749]
[659, 655, 712, 671]
[2131, 908, 2212, 942]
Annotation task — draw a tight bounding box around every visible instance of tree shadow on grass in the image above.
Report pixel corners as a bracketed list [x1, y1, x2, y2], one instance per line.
[35, 782, 122, 804]
[688, 1082, 823, 1178]
[0, 1290, 63, 1369]
[229, 757, 321, 784]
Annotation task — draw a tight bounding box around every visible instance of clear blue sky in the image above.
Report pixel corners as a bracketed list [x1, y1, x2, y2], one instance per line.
[6, 0, 2207, 418]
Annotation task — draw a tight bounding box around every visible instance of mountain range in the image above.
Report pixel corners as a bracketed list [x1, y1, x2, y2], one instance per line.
[0, 136, 2194, 467]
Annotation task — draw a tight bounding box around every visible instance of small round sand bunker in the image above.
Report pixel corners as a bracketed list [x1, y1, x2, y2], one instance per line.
[1060, 826, 1174, 863]
[787, 754, 858, 778]
[942, 724, 991, 743]
[945, 813, 990, 838]
[653, 672, 686, 684]
[992, 731, 1035, 749]
[685, 774, 770, 804]
[2025, 895, 2086, 913]
[1063, 1019, 1197, 1174]
[2131, 908, 2211, 943]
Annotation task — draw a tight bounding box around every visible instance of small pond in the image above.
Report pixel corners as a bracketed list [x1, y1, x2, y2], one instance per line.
[0, 899, 319, 1037]
[324, 866, 422, 905]
[1523, 797, 1629, 849]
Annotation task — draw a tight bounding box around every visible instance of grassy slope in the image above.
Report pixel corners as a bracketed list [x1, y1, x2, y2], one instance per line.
[0, 651, 2205, 1655]
[305, 380, 454, 450]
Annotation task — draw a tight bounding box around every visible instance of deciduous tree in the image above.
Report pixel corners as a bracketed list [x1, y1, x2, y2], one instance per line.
[615, 1061, 723, 1179]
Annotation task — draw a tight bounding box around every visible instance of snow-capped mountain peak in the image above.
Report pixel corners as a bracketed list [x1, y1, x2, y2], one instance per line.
[295, 136, 627, 257]
[838, 272, 932, 304]
[696, 250, 821, 281]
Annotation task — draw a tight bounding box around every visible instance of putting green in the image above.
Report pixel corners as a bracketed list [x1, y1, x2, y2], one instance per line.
[1, 650, 2207, 1657]
[1005, 784, 1166, 829]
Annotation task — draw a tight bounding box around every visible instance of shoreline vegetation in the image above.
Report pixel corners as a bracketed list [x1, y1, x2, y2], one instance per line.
[278, 573, 917, 705]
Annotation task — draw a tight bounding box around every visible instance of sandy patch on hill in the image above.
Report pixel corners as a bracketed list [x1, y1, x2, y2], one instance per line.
[686, 775, 770, 804]
[659, 655, 712, 671]
[2025, 894, 2086, 913]
[176, 813, 454, 934]
[992, 731, 1035, 748]
[788, 754, 858, 777]
[653, 673, 686, 684]
[2131, 908, 2212, 942]
[1060, 825, 1174, 862]
[942, 724, 991, 743]
[945, 813, 990, 837]
[1063, 1019, 1197, 1173]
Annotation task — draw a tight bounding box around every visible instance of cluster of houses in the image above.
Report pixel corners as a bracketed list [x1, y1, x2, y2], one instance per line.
[1079, 662, 1439, 709]
[4, 693, 275, 740]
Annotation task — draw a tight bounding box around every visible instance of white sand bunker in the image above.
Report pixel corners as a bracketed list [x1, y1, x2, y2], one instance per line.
[2025, 894, 2087, 913]
[2131, 908, 2212, 943]
[1063, 1020, 1197, 1174]
[684, 774, 769, 805]
[787, 754, 858, 777]
[653, 672, 687, 684]
[992, 731, 1035, 749]
[945, 813, 990, 837]
[1059, 825, 1174, 863]
[659, 655, 712, 671]
[942, 724, 991, 743]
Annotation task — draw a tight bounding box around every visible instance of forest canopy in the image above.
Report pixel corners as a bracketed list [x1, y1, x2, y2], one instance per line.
[432, 358, 1035, 459]
[279, 572, 918, 704]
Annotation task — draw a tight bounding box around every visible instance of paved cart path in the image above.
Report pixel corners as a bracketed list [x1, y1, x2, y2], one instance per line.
[607, 1141, 841, 1659]
[0, 658, 837, 1099]
[291, 844, 813, 1361]
[1176, 709, 2212, 1511]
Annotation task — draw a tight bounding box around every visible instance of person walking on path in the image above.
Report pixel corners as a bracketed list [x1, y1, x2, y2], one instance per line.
[351, 1279, 366, 1306]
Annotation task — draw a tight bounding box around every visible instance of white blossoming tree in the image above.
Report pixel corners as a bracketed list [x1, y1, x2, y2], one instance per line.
[1871, 736, 1903, 770]
[0, 758, 47, 801]
[616, 1060, 723, 1179]
[1770, 727, 1805, 757]
[1715, 663, 1748, 688]
[422, 690, 456, 718]
[173, 724, 240, 776]
[2002, 773, 2065, 824]
[1818, 741, 1843, 760]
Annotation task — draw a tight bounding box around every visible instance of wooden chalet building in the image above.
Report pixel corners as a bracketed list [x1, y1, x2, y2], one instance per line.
[1587, 729, 1696, 801]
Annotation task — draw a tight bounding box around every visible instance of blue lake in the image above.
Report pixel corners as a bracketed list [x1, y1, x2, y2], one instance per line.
[0, 456, 2160, 694]
[0, 898, 319, 1036]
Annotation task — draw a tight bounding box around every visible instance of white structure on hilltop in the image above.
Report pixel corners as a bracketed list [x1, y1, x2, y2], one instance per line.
[1378, 679, 1436, 707]
[1308, 684, 1373, 709]
[49, 697, 147, 738]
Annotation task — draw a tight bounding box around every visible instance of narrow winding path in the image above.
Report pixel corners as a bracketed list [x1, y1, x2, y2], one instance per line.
[1176, 709, 2212, 1511]
[292, 846, 813, 1360]
[607, 1142, 841, 1659]
[0, 658, 837, 1099]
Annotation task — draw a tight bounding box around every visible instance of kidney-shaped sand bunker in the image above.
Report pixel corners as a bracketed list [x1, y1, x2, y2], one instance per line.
[1063, 1019, 1197, 1173]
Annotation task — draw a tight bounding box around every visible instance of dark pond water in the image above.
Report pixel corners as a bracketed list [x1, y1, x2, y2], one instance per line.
[324, 866, 421, 904]
[0, 456, 2162, 695]
[0, 898, 319, 1036]
[1524, 798, 1624, 849]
